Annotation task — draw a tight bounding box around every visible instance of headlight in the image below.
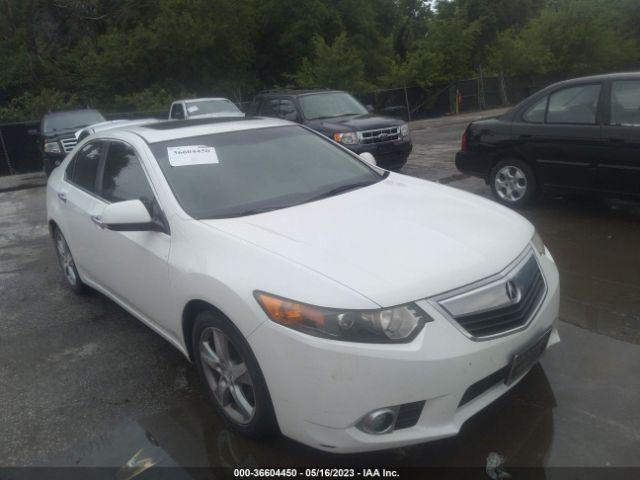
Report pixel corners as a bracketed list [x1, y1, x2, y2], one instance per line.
[44, 142, 62, 154]
[400, 124, 410, 137]
[333, 132, 359, 145]
[255, 291, 430, 343]
[532, 231, 545, 256]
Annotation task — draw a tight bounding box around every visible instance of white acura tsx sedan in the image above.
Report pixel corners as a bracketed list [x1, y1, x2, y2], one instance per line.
[46, 117, 560, 453]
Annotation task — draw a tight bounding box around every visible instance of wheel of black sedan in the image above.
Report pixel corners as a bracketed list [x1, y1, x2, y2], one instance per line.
[52, 226, 87, 293]
[490, 158, 537, 208]
[193, 310, 277, 438]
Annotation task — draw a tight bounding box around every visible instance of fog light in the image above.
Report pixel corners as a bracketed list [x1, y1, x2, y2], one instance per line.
[358, 408, 397, 435]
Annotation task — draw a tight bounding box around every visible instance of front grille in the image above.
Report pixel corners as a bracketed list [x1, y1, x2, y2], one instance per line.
[60, 137, 78, 153]
[435, 252, 546, 339]
[395, 401, 425, 430]
[359, 127, 400, 145]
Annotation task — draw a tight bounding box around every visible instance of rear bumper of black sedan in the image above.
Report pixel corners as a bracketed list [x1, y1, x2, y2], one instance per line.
[455, 150, 492, 179]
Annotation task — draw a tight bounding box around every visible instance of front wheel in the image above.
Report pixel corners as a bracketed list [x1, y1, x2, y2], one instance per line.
[193, 310, 277, 439]
[490, 158, 537, 208]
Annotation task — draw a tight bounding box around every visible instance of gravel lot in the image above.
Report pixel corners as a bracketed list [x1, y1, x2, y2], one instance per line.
[1, 111, 639, 472]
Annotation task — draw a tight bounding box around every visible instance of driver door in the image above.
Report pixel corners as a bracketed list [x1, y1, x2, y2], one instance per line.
[92, 140, 172, 327]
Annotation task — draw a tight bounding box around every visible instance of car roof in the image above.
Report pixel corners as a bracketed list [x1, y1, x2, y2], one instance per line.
[257, 89, 343, 97]
[550, 71, 640, 86]
[175, 97, 234, 103]
[126, 117, 292, 144]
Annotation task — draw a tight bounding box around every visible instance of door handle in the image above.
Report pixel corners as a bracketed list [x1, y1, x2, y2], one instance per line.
[609, 137, 625, 143]
[519, 134, 532, 139]
[57, 192, 67, 203]
[90, 215, 105, 229]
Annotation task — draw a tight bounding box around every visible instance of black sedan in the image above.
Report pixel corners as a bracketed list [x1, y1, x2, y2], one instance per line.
[455, 72, 640, 207]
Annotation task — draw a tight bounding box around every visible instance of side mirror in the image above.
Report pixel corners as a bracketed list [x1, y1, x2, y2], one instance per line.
[359, 152, 377, 166]
[366, 105, 374, 113]
[28, 128, 39, 136]
[102, 199, 162, 232]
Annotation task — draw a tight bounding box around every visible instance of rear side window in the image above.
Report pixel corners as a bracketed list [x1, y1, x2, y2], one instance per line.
[610, 81, 640, 127]
[101, 142, 154, 204]
[279, 99, 299, 121]
[71, 142, 103, 193]
[259, 98, 281, 117]
[523, 97, 548, 123]
[547, 84, 601, 125]
[170, 103, 185, 119]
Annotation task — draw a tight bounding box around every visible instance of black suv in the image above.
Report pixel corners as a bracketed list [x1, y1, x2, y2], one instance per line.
[247, 90, 412, 170]
[456, 72, 640, 208]
[33, 109, 106, 176]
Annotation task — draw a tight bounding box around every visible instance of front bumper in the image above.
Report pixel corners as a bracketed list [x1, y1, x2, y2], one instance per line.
[348, 140, 412, 170]
[248, 251, 560, 453]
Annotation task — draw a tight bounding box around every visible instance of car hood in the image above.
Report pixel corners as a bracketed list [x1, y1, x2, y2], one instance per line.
[200, 174, 534, 307]
[307, 113, 404, 132]
[42, 127, 79, 140]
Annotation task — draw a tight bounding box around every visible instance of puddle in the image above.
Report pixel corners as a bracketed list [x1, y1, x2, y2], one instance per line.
[48, 365, 558, 470]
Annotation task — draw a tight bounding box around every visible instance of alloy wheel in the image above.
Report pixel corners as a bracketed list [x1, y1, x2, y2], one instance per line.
[55, 231, 78, 286]
[199, 327, 256, 425]
[495, 165, 528, 202]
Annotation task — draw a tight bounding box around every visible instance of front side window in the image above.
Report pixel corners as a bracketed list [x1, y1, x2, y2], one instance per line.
[610, 80, 640, 127]
[300, 92, 368, 120]
[547, 84, 601, 125]
[523, 97, 548, 123]
[101, 142, 154, 204]
[71, 142, 103, 193]
[149, 126, 383, 219]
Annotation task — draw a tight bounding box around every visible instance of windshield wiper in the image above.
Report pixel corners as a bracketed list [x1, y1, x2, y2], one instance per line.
[211, 205, 291, 219]
[306, 180, 376, 202]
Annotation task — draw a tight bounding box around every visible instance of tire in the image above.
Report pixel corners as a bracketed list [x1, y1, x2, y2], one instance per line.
[192, 310, 277, 439]
[489, 158, 537, 208]
[52, 226, 87, 294]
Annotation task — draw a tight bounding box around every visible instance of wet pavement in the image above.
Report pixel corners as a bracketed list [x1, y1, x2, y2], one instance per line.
[1, 115, 639, 474]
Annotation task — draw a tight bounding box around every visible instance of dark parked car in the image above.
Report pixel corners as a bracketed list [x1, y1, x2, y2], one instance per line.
[33, 109, 105, 176]
[247, 90, 412, 170]
[455, 72, 640, 207]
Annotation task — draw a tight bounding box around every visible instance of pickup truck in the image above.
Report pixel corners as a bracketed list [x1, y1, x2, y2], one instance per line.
[168, 98, 244, 120]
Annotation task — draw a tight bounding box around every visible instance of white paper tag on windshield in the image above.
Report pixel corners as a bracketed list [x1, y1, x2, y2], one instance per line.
[167, 145, 219, 167]
[186, 105, 199, 113]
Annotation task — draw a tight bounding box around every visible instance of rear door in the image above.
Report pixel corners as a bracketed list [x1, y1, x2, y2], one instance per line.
[598, 79, 640, 196]
[512, 83, 605, 192]
[62, 141, 108, 284]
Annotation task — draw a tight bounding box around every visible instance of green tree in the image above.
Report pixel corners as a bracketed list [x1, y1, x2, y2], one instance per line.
[290, 33, 374, 91]
[488, 0, 639, 76]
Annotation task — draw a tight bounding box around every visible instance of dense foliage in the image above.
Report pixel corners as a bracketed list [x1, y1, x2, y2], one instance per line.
[1, 0, 639, 121]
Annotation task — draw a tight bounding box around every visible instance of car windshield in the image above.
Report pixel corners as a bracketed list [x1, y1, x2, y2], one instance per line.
[42, 110, 106, 133]
[149, 126, 383, 219]
[185, 99, 242, 116]
[300, 92, 368, 120]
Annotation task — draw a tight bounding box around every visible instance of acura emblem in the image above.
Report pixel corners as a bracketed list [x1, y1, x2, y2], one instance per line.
[506, 280, 519, 302]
